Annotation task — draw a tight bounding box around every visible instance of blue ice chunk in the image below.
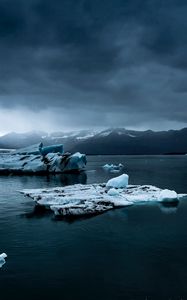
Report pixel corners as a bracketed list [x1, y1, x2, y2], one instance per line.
[39, 143, 63, 156]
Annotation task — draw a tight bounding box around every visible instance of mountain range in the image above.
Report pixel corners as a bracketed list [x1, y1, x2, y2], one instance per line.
[0, 128, 187, 155]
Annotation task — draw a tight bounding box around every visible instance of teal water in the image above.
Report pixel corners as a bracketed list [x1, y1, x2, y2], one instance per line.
[0, 155, 187, 300]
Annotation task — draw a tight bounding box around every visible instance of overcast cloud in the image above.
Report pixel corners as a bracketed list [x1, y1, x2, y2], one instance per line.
[0, 0, 187, 134]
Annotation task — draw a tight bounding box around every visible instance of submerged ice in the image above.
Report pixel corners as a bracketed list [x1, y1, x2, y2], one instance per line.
[21, 174, 185, 218]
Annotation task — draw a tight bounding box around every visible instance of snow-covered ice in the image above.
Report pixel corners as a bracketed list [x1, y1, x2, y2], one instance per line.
[0, 253, 7, 268]
[20, 174, 186, 218]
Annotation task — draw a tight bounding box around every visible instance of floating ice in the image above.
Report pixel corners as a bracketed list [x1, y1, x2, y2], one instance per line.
[14, 144, 41, 155]
[107, 188, 120, 196]
[103, 163, 124, 172]
[158, 189, 178, 202]
[20, 171, 185, 218]
[106, 174, 129, 188]
[21, 183, 132, 217]
[0, 144, 86, 174]
[0, 253, 7, 268]
[39, 143, 63, 156]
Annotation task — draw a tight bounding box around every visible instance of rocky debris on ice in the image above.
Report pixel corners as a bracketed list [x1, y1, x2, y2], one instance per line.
[0, 143, 86, 174]
[0, 253, 7, 268]
[20, 174, 185, 218]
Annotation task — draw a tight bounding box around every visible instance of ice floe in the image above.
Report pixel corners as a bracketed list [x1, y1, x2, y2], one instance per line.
[0, 253, 7, 268]
[20, 174, 186, 218]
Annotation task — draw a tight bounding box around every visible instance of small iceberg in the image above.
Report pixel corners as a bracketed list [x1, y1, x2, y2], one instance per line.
[106, 173, 129, 188]
[103, 163, 124, 172]
[107, 188, 120, 196]
[0, 143, 86, 174]
[158, 189, 178, 202]
[20, 174, 186, 218]
[0, 253, 7, 268]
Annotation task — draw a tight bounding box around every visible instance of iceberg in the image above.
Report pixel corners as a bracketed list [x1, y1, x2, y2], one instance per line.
[103, 163, 124, 172]
[106, 174, 129, 188]
[158, 189, 178, 202]
[0, 143, 86, 174]
[20, 174, 186, 218]
[0, 253, 7, 268]
[39, 143, 63, 156]
[14, 143, 64, 156]
[14, 144, 42, 155]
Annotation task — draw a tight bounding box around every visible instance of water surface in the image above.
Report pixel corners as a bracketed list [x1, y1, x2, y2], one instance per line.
[0, 155, 187, 300]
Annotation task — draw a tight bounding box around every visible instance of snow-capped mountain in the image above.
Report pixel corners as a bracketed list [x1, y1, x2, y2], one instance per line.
[0, 130, 97, 150]
[70, 128, 187, 155]
[0, 128, 187, 155]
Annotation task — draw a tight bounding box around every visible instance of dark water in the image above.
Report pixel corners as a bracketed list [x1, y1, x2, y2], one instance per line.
[0, 155, 187, 300]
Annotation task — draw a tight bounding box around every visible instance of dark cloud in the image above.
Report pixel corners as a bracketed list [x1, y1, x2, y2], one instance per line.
[0, 0, 187, 132]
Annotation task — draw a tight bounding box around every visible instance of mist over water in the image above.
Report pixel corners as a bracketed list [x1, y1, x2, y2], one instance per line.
[0, 155, 187, 300]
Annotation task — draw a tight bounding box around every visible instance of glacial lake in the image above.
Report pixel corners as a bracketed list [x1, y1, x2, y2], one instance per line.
[0, 155, 187, 300]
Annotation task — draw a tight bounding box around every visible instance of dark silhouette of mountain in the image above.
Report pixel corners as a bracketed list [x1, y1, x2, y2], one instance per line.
[0, 128, 187, 155]
[69, 128, 187, 155]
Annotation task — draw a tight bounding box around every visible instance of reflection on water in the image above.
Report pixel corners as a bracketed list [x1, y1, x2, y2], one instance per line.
[6, 171, 88, 187]
[23, 204, 53, 219]
[52, 171, 87, 186]
[38, 171, 87, 186]
[159, 200, 180, 214]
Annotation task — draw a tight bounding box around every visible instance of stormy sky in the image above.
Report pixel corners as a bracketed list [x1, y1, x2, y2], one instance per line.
[0, 0, 187, 134]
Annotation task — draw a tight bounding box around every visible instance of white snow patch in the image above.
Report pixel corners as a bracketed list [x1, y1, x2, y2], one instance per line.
[76, 134, 95, 140]
[99, 131, 112, 137]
